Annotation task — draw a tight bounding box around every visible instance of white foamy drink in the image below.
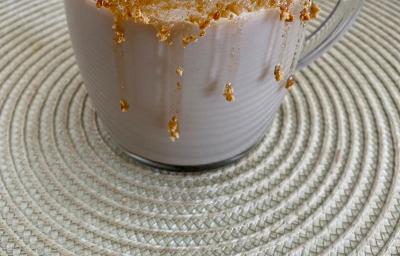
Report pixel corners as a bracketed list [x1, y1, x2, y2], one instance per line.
[64, 0, 308, 167]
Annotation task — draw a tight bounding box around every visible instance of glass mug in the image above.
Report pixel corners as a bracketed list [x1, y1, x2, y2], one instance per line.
[64, 0, 364, 170]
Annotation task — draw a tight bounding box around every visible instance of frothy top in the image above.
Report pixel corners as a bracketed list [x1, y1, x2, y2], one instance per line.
[95, 0, 317, 46]
[96, 0, 286, 23]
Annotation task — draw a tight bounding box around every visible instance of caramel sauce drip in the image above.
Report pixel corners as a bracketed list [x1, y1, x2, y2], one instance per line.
[168, 115, 180, 142]
[95, 0, 320, 140]
[120, 99, 130, 112]
[224, 83, 235, 102]
[274, 64, 284, 81]
[286, 76, 295, 89]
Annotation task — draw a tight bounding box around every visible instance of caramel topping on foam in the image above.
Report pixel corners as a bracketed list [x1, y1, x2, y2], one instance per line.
[96, 0, 305, 45]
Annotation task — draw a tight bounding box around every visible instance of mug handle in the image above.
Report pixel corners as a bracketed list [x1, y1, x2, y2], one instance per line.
[297, 0, 364, 69]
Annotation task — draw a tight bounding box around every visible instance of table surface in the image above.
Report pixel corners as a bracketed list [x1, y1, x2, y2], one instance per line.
[0, 0, 399, 255]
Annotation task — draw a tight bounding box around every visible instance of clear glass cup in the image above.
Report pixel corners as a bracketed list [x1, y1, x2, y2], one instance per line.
[64, 0, 364, 171]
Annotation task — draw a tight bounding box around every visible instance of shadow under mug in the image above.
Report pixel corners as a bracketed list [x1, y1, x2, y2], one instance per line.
[64, 0, 364, 171]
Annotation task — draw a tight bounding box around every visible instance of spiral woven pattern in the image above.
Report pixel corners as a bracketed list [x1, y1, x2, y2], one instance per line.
[0, 0, 400, 255]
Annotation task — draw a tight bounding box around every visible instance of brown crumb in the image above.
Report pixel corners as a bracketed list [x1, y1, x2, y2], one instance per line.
[274, 64, 284, 81]
[300, 8, 311, 22]
[310, 3, 320, 19]
[120, 99, 129, 112]
[176, 81, 182, 90]
[226, 2, 243, 16]
[176, 66, 184, 77]
[95, 0, 103, 8]
[286, 76, 295, 90]
[182, 35, 198, 47]
[224, 83, 235, 102]
[212, 10, 221, 20]
[168, 115, 180, 142]
[112, 21, 126, 44]
[157, 25, 172, 42]
[286, 13, 295, 22]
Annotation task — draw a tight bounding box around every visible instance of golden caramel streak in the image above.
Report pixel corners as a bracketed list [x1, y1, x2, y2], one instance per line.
[119, 99, 130, 112]
[224, 83, 235, 102]
[274, 64, 284, 82]
[168, 115, 180, 142]
[176, 66, 184, 77]
[286, 76, 295, 89]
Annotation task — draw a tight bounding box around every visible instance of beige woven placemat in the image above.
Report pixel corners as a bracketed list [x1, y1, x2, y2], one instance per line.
[1, 0, 400, 255]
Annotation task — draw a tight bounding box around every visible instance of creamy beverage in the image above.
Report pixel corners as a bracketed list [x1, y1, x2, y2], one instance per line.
[64, 0, 319, 168]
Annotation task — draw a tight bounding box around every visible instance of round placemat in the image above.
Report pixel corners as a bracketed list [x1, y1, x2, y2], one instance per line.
[1, 0, 400, 255]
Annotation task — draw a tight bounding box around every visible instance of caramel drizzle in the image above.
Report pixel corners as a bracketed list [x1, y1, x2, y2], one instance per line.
[95, 0, 320, 140]
[168, 114, 180, 141]
[168, 43, 184, 142]
[275, 0, 319, 88]
[224, 19, 242, 103]
[224, 83, 235, 102]
[112, 19, 130, 112]
[284, 0, 319, 90]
